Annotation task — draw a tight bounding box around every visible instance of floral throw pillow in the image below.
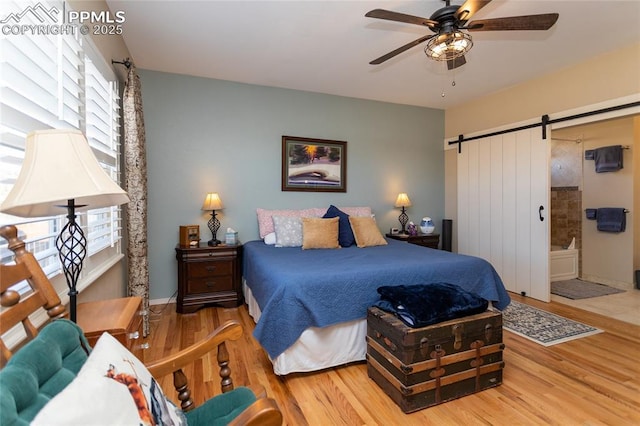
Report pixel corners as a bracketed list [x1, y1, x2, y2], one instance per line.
[273, 215, 303, 247]
[32, 332, 185, 426]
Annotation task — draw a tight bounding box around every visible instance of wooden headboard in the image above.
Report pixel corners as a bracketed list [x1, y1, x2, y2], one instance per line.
[0, 225, 67, 367]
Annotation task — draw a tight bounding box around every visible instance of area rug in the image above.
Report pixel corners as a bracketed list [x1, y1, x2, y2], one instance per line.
[502, 301, 602, 346]
[551, 279, 625, 300]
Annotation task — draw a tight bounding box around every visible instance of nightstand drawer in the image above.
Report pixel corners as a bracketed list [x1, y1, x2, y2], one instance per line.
[77, 297, 146, 360]
[412, 236, 439, 248]
[386, 233, 440, 250]
[184, 248, 236, 260]
[188, 260, 233, 277]
[187, 275, 234, 294]
[176, 243, 243, 313]
[126, 312, 146, 361]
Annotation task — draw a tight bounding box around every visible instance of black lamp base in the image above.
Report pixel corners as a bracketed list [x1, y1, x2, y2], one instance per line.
[55, 199, 87, 323]
[207, 210, 221, 247]
[398, 206, 409, 235]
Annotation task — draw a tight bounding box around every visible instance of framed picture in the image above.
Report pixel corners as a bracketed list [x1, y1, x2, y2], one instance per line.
[281, 136, 347, 192]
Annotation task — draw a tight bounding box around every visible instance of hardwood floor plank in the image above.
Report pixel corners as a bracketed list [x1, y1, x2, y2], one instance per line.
[143, 294, 640, 425]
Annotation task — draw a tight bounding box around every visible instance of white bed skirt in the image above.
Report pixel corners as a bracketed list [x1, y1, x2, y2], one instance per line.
[242, 281, 367, 375]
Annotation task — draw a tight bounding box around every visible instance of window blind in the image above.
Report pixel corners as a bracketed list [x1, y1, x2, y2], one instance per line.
[0, 0, 124, 289]
[84, 58, 123, 255]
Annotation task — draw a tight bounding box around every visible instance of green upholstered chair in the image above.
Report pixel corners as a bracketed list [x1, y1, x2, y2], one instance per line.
[0, 225, 282, 426]
[0, 320, 89, 425]
[0, 319, 281, 426]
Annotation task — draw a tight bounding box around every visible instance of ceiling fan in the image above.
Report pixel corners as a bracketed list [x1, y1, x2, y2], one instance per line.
[365, 0, 559, 70]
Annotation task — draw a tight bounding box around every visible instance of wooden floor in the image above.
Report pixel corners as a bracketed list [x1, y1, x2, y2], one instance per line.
[143, 293, 640, 425]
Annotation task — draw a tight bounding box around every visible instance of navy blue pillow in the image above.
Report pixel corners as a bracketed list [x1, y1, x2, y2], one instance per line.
[323, 205, 355, 247]
[375, 282, 488, 328]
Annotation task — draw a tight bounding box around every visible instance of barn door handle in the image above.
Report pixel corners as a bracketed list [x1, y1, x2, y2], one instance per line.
[539, 206, 545, 222]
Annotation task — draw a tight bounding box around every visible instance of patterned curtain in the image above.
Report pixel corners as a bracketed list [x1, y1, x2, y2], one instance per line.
[123, 64, 150, 336]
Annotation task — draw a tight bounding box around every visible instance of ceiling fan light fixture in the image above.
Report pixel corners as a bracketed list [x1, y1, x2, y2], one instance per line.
[424, 31, 472, 61]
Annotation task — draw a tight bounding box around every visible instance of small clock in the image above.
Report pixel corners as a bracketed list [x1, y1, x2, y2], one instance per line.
[179, 225, 200, 247]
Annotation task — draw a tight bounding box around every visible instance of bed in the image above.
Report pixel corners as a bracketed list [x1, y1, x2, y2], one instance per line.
[242, 237, 510, 375]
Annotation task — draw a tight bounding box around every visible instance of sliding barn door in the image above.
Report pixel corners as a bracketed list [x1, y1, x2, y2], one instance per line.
[457, 128, 550, 302]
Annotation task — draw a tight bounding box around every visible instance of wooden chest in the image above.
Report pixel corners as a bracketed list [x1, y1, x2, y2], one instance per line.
[366, 306, 504, 413]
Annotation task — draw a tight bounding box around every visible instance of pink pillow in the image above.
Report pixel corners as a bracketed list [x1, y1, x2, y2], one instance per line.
[256, 208, 323, 238]
[339, 206, 372, 217]
[256, 207, 372, 238]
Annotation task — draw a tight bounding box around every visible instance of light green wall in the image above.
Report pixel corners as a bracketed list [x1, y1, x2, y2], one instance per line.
[139, 70, 444, 300]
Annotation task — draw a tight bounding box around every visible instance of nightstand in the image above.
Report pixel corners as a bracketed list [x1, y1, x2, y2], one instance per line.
[386, 232, 440, 249]
[175, 243, 243, 314]
[77, 296, 146, 360]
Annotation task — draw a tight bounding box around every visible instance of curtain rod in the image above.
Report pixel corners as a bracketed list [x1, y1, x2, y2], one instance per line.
[112, 58, 132, 69]
[448, 100, 640, 153]
[585, 209, 630, 213]
[551, 137, 582, 143]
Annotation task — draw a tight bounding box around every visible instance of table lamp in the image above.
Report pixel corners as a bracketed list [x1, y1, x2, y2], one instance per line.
[394, 193, 412, 235]
[202, 193, 223, 246]
[0, 129, 130, 322]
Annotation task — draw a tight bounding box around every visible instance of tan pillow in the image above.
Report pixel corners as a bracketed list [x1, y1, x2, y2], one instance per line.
[302, 217, 340, 249]
[349, 216, 388, 248]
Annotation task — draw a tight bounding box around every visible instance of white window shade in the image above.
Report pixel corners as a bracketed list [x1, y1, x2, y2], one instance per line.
[0, 0, 124, 284]
[1, 7, 63, 278]
[84, 58, 122, 255]
[58, 32, 83, 128]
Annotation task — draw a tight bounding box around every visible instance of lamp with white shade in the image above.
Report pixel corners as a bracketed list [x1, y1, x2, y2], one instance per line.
[0, 129, 130, 322]
[202, 193, 223, 246]
[394, 193, 412, 235]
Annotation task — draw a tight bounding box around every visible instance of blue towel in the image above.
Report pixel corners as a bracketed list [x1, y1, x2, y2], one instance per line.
[594, 145, 623, 173]
[585, 209, 597, 220]
[584, 149, 595, 160]
[596, 208, 626, 232]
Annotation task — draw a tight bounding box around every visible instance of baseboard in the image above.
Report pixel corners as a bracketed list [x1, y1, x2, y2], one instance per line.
[149, 297, 174, 306]
[580, 274, 633, 291]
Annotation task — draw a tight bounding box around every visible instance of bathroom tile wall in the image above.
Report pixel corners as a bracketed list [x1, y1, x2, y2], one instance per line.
[551, 186, 582, 273]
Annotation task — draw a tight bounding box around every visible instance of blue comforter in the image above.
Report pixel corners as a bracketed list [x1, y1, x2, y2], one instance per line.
[243, 239, 510, 359]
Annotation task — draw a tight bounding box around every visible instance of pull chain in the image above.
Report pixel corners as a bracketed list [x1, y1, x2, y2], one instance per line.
[442, 64, 457, 97]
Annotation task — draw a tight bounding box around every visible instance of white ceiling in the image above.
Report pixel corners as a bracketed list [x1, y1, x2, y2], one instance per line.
[106, 0, 640, 109]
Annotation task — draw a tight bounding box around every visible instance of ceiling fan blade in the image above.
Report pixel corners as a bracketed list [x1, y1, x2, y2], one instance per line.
[447, 55, 467, 70]
[455, 0, 492, 24]
[468, 13, 559, 31]
[365, 9, 438, 29]
[369, 34, 435, 65]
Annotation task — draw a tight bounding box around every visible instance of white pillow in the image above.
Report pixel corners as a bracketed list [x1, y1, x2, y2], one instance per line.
[32, 332, 185, 426]
[272, 216, 303, 247]
[263, 232, 277, 245]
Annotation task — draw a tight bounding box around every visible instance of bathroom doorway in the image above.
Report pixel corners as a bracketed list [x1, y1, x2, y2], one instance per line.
[549, 114, 639, 324]
[551, 116, 635, 291]
[549, 135, 582, 282]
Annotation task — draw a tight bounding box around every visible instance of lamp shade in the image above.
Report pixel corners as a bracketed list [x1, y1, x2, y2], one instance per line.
[0, 129, 129, 217]
[394, 193, 412, 208]
[202, 193, 223, 211]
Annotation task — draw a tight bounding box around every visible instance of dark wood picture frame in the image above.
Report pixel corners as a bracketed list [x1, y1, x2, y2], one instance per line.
[281, 136, 347, 192]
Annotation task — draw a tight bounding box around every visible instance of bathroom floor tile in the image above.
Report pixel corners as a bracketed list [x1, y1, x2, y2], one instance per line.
[551, 289, 640, 326]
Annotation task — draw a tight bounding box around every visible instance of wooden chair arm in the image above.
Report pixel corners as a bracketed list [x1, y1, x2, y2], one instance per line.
[146, 320, 242, 378]
[228, 397, 283, 426]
